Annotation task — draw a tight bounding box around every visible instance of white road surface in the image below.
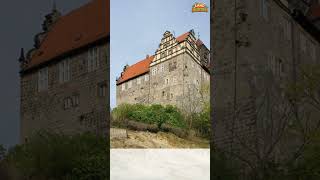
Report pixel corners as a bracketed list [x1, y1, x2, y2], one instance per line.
[110, 149, 210, 180]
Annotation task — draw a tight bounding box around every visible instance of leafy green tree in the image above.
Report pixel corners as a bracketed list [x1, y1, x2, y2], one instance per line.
[5, 131, 108, 180]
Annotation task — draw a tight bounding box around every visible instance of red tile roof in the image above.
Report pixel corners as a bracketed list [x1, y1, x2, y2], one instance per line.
[117, 55, 154, 84]
[176, 32, 190, 43]
[26, 0, 109, 70]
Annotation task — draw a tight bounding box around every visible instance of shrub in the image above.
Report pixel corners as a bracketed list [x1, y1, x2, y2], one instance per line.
[112, 104, 187, 129]
[5, 131, 108, 180]
[191, 102, 210, 138]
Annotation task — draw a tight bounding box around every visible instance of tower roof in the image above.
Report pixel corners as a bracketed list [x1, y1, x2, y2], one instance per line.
[24, 0, 109, 71]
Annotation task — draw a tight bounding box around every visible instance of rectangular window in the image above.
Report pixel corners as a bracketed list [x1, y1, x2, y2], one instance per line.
[38, 67, 48, 92]
[160, 64, 165, 72]
[98, 83, 107, 97]
[128, 81, 132, 88]
[145, 74, 149, 81]
[72, 94, 80, 107]
[137, 77, 141, 84]
[261, 0, 269, 20]
[285, 18, 291, 41]
[63, 97, 72, 110]
[152, 67, 157, 76]
[59, 58, 71, 83]
[88, 47, 99, 72]
[267, 52, 275, 73]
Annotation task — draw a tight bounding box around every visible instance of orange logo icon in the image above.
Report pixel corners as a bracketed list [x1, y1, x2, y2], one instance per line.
[192, 2, 208, 13]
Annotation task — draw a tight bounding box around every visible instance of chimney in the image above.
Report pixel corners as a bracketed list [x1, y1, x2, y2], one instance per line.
[146, 54, 150, 59]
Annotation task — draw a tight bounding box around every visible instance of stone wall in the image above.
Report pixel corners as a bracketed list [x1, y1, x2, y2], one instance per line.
[20, 42, 109, 142]
[212, 0, 320, 161]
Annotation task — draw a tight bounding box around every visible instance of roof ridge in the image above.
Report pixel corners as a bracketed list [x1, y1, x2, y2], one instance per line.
[129, 55, 154, 67]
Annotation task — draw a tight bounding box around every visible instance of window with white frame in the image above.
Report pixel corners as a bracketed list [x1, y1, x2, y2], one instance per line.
[59, 58, 71, 83]
[160, 64, 165, 72]
[128, 81, 132, 88]
[72, 94, 80, 106]
[165, 78, 169, 84]
[282, 17, 291, 41]
[38, 67, 48, 91]
[64, 97, 72, 110]
[137, 77, 141, 85]
[152, 67, 157, 76]
[268, 52, 284, 77]
[145, 74, 149, 81]
[121, 83, 125, 91]
[88, 47, 99, 72]
[260, 0, 270, 20]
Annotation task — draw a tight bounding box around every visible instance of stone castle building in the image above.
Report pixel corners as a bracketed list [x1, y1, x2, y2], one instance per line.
[116, 30, 210, 111]
[19, 0, 109, 142]
[212, 0, 320, 166]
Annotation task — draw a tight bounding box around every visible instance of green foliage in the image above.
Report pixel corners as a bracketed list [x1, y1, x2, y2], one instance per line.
[111, 103, 137, 122]
[0, 144, 5, 161]
[112, 104, 186, 129]
[192, 102, 211, 138]
[5, 131, 108, 180]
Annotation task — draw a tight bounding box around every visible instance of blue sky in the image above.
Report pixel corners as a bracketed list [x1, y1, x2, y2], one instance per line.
[110, 0, 210, 108]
